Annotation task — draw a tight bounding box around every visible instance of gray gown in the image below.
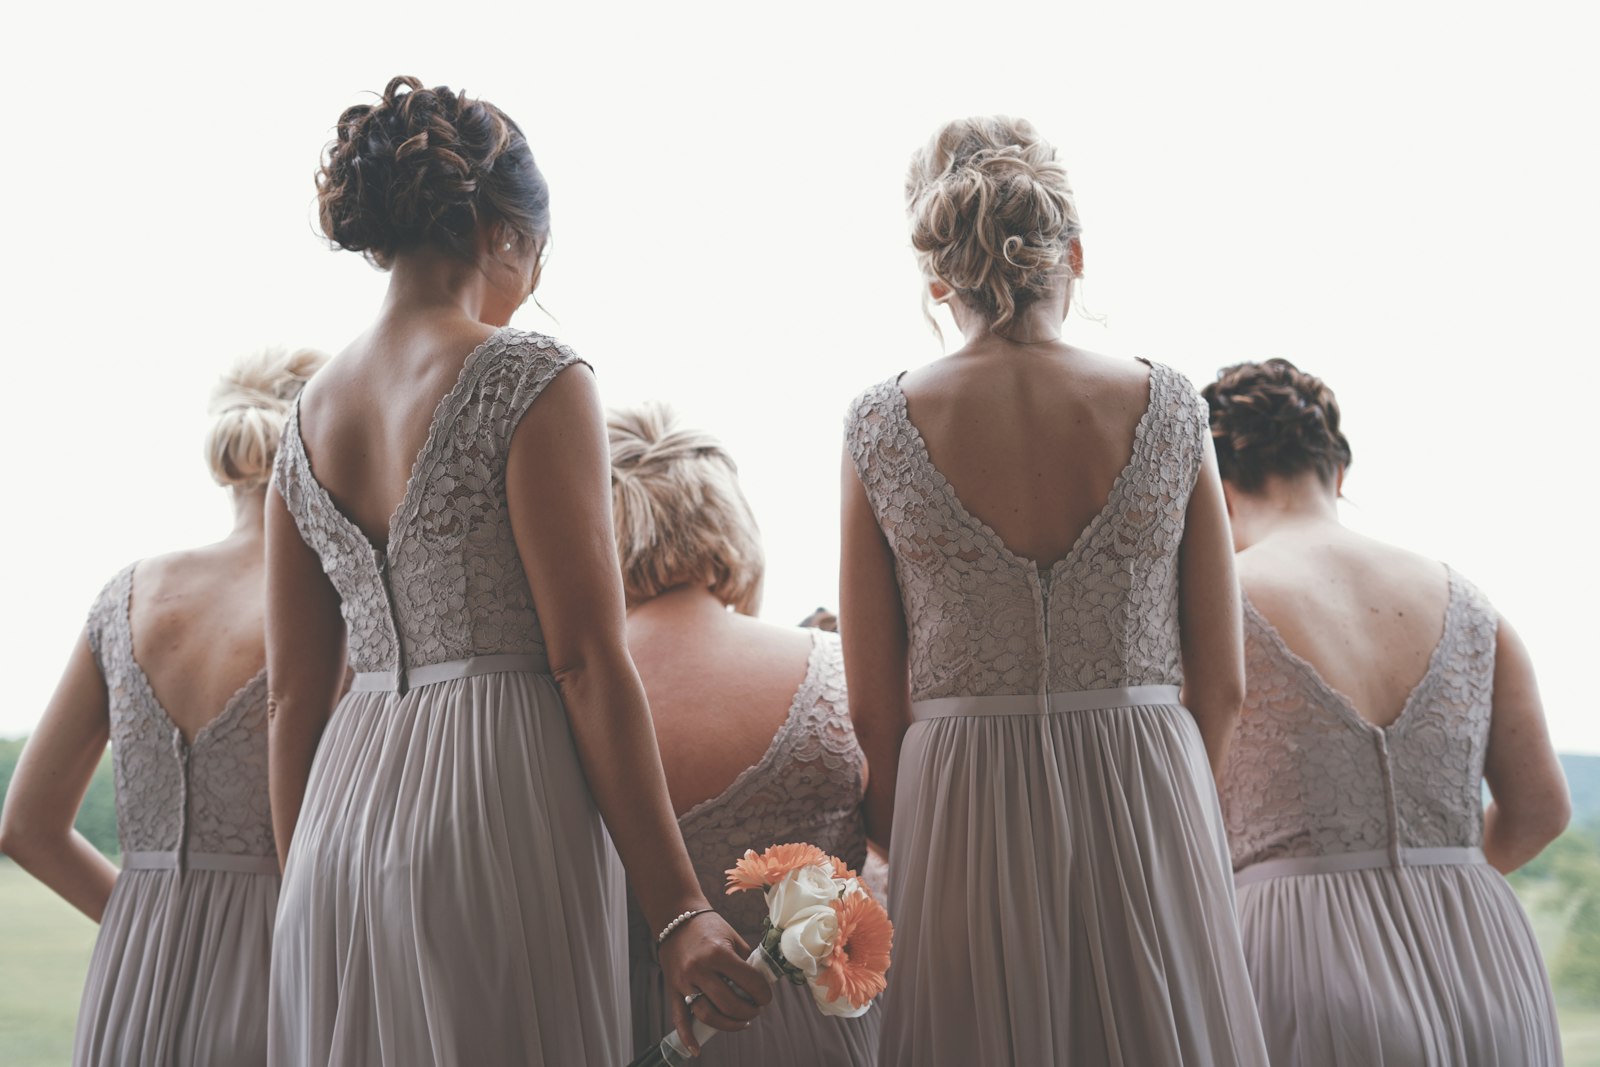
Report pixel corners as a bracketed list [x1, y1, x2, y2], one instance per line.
[845, 360, 1269, 1066]
[1221, 567, 1563, 1065]
[267, 328, 627, 1066]
[75, 563, 278, 1066]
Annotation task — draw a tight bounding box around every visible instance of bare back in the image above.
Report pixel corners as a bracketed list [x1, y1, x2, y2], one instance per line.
[295, 318, 498, 548]
[625, 605, 816, 816]
[898, 344, 1153, 567]
[1238, 527, 1450, 728]
[130, 542, 267, 743]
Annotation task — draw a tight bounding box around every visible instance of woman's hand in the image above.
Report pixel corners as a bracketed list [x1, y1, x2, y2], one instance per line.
[658, 912, 773, 1054]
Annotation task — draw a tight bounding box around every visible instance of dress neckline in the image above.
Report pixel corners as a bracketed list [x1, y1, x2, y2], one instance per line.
[1242, 564, 1460, 736]
[888, 359, 1160, 577]
[287, 327, 510, 558]
[120, 563, 267, 749]
[677, 628, 829, 828]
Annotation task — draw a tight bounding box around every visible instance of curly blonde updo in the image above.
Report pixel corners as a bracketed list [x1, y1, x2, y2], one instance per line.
[906, 116, 1082, 328]
[608, 403, 764, 615]
[205, 348, 329, 490]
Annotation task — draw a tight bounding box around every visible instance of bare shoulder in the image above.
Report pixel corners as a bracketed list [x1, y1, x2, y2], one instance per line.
[900, 345, 1150, 411]
[1239, 530, 1447, 620]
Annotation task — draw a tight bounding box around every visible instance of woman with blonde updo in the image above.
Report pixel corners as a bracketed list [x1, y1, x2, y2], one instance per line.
[841, 116, 1268, 1064]
[266, 77, 768, 1065]
[0, 348, 326, 1066]
[612, 403, 881, 1065]
[1207, 359, 1566, 1064]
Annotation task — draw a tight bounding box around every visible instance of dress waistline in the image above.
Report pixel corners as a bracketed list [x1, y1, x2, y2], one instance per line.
[1234, 846, 1486, 887]
[910, 685, 1182, 722]
[350, 654, 550, 694]
[122, 850, 279, 875]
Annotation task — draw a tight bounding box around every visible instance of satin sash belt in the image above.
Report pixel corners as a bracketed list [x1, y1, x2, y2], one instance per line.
[122, 850, 279, 875]
[350, 654, 549, 694]
[1234, 846, 1487, 887]
[911, 684, 1182, 722]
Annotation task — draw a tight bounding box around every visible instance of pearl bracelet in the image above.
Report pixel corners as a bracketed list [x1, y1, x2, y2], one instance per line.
[656, 907, 714, 947]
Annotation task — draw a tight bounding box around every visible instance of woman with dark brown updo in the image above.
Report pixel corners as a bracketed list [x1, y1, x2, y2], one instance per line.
[265, 77, 770, 1066]
[1206, 359, 1567, 1064]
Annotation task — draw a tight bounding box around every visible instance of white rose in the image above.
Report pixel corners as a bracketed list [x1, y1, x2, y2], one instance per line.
[834, 876, 868, 901]
[767, 864, 839, 928]
[811, 973, 872, 1018]
[778, 904, 839, 978]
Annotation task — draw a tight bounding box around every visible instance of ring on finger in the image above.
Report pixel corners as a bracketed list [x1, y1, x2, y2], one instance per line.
[683, 991, 706, 1009]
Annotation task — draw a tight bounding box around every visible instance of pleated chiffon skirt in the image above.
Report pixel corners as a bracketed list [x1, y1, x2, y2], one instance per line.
[632, 958, 882, 1066]
[1237, 860, 1562, 1065]
[881, 687, 1269, 1067]
[268, 666, 628, 1066]
[75, 866, 279, 1066]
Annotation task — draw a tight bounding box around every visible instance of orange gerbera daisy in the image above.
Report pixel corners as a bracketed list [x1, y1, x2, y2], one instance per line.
[725, 843, 830, 894]
[816, 892, 894, 1008]
[830, 856, 861, 883]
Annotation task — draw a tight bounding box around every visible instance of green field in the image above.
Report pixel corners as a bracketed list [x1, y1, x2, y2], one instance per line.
[1, 858, 1597, 1065]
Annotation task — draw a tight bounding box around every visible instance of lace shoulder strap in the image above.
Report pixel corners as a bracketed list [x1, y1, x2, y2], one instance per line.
[1139, 359, 1209, 501]
[1444, 566, 1499, 691]
[843, 377, 912, 520]
[85, 563, 135, 679]
[466, 329, 592, 461]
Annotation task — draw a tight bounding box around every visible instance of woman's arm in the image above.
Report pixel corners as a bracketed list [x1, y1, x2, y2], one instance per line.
[838, 448, 912, 849]
[506, 365, 769, 1052]
[1482, 614, 1570, 874]
[0, 632, 120, 921]
[1177, 436, 1246, 779]
[264, 485, 348, 870]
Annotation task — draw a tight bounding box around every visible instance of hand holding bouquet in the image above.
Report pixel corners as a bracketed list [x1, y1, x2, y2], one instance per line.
[628, 843, 894, 1066]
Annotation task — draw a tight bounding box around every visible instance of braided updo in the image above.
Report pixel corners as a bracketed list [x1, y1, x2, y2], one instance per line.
[316, 76, 549, 268]
[906, 116, 1082, 329]
[1202, 359, 1353, 493]
[608, 403, 764, 615]
[205, 347, 328, 490]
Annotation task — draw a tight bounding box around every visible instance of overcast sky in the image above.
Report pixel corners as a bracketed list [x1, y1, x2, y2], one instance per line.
[3, 0, 1595, 751]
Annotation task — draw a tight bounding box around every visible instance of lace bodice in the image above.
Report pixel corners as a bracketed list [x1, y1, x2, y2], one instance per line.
[272, 328, 586, 682]
[629, 631, 868, 955]
[845, 360, 1207, 700]
[84, 565, 274, 860]
[1220, 567, 1497, 869]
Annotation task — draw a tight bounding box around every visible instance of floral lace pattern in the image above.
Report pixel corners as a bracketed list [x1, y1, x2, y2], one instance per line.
[629, 631, 868, 954]
[271, 328, 587, 675]
[1221, 567, 1497, 868]
[844, 361, 1207, 700]
[84, 565, 274, 858]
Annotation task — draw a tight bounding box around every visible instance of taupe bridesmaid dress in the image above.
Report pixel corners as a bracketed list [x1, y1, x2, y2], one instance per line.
[75, 563, 278, 1066]
[1221, 567, 1562, 1065]
[628, 630, 881, 1065]
[267, 328, 627, 1066]
[845, 360, 1269, 1066]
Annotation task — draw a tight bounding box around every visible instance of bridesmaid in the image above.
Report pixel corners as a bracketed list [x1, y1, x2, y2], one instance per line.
[610, 402, 881, 1065]
[841, 115, 1268, 1066]
[0, 347, 326, 1066]
[1206, 358, 1567, 1064]
[265, 77, 768, 1066]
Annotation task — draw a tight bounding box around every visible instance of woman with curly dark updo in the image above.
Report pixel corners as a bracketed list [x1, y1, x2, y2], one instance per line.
[1206, 359, 1567, 1064]
[265, 77, 769, 1066]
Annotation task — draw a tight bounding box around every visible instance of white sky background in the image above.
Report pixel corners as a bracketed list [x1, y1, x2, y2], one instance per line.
[2, 1, 1596, 749]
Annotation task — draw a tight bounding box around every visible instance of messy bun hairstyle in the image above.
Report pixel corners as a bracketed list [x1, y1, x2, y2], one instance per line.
[906, 116, 1082, 329]
[206, 348, 328, 490]
[608, 403, 764, 615]
[316, 75, 549, 268]
[1202, 359, 1353, 493]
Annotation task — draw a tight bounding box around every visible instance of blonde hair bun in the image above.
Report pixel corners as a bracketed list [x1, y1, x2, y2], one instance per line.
[906, 116, 1082, 327]
[608, 402, 764, 615]
[205, 347, 329, 489]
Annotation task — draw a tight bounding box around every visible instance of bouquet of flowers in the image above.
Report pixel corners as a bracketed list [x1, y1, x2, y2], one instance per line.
[628, 843, 894, 1066]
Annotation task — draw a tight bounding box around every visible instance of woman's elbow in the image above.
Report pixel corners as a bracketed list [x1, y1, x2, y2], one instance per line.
[0, 814, 45, 864]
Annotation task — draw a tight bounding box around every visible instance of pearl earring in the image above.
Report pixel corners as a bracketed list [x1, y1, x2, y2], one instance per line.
[503, 241, 513, 251]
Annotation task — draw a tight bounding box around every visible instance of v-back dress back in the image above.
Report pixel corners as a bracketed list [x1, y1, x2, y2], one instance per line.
[1221, 568, 1562, 1065]
[76, 563, 278, 1066]
[267, 328, 627, 1066]
[627, 629, 881, 1065]
[846, 360, 1268, 1066]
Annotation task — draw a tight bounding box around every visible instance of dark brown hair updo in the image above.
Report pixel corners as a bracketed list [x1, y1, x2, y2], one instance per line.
[1202, 359, 1353, 493]
[316, 76, 549, 268]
